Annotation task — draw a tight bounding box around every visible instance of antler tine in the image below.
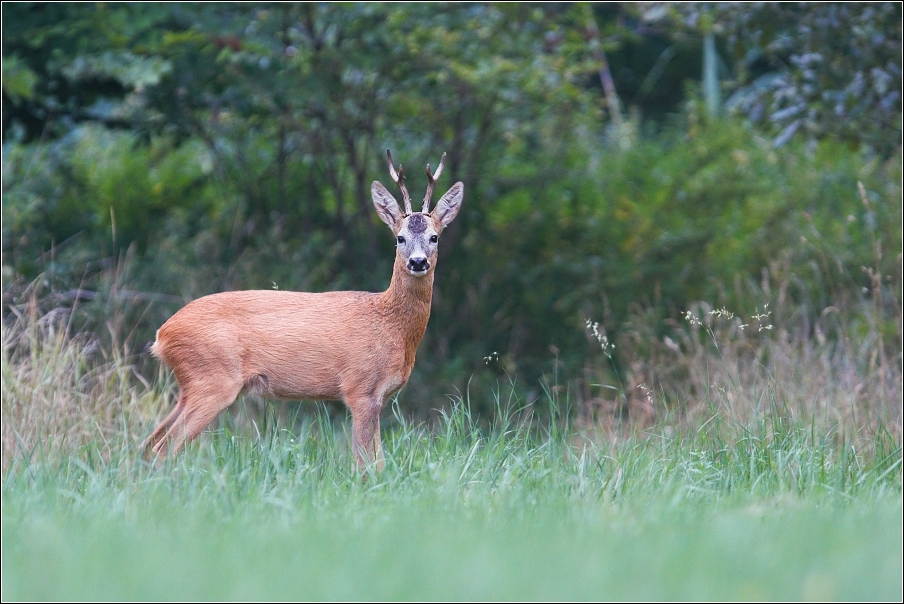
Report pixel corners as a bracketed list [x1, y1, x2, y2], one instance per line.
[386, 149, 413, 215]
[422, 152, 447, 213]
[385, 149, 399, 182]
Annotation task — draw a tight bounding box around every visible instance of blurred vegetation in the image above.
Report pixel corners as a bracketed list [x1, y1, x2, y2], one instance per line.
[2, 3, 901, 417]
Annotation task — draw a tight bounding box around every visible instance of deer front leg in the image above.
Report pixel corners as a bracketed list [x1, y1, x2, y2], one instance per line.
[348, 396, 385, 473]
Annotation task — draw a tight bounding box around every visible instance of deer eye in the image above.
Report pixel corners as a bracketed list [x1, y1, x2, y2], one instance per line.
[429, 235, 438, 243]
[397, 236, 405, 244]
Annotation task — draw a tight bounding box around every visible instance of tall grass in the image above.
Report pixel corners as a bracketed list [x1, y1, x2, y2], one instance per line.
[579, 280, 901, 453]
[1, 278, 168, 467]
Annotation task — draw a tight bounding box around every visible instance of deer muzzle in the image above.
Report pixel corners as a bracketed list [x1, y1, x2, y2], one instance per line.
[407, 256, 429, 274]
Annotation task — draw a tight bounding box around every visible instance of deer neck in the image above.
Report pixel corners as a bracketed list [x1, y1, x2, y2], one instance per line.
[380, 255, 434, 353]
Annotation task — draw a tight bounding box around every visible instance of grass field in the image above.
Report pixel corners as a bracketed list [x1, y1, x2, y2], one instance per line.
[2, 290, 901, 600]
[3, 401, 901, 601]
[3, 494, 900, 600]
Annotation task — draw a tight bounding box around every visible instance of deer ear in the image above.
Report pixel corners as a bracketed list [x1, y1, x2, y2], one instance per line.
[372, 181, 402, 229]
[433, 182, 463, 229]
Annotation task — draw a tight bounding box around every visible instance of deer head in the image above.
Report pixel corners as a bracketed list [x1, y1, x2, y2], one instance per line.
[371, 150, 464, 276]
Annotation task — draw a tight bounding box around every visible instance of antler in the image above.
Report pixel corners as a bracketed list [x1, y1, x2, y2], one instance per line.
[386, 149, 413, 215]
[422, 152, 446, 213]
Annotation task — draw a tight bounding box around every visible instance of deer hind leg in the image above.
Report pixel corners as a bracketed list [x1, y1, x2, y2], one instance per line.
[348, 396, 385, 473]
[151, 380, 243, 458]
[144, 396, 185, 456]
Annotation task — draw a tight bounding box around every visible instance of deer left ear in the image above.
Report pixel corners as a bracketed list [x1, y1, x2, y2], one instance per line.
[433, 182, 463, 229]
[372, 181, 402, 229]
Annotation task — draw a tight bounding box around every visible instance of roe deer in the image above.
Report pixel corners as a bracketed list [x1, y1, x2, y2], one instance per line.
[145, 150, 463, 470]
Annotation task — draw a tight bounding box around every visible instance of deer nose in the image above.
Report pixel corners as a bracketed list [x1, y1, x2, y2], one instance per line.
[408, 257, 429, 273]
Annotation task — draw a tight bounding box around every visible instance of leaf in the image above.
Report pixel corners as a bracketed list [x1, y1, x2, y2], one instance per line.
[1, 55, 39, 102]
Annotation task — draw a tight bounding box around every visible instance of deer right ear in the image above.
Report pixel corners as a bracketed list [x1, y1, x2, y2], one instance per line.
[372, 181, 402, 229]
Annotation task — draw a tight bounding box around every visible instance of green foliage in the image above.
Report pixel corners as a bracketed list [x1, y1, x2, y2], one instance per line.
[3, 122, 900, 409]
[642, 2, 903, 154]
[448, 119, 900, 383]
[1, 55, 39, 103]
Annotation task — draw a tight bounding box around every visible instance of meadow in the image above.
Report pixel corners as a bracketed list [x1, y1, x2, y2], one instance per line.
[2, 284, 900, 601]
[3, 4, 901, 600]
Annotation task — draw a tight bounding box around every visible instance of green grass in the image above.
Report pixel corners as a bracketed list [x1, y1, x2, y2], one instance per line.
[3, 498, 900, 600]
[3, 402, 902, 601]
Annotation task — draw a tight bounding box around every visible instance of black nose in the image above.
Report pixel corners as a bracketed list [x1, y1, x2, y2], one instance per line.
[408, 257, 429, 272]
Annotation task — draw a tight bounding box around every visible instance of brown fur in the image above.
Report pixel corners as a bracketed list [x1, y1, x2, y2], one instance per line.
[146, 169, 463, 471]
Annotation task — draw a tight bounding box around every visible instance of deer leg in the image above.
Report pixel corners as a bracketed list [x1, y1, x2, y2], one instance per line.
[144, 396, 185, 455]
[348, 397, 385, 472]
[152, 381, 243, 458]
